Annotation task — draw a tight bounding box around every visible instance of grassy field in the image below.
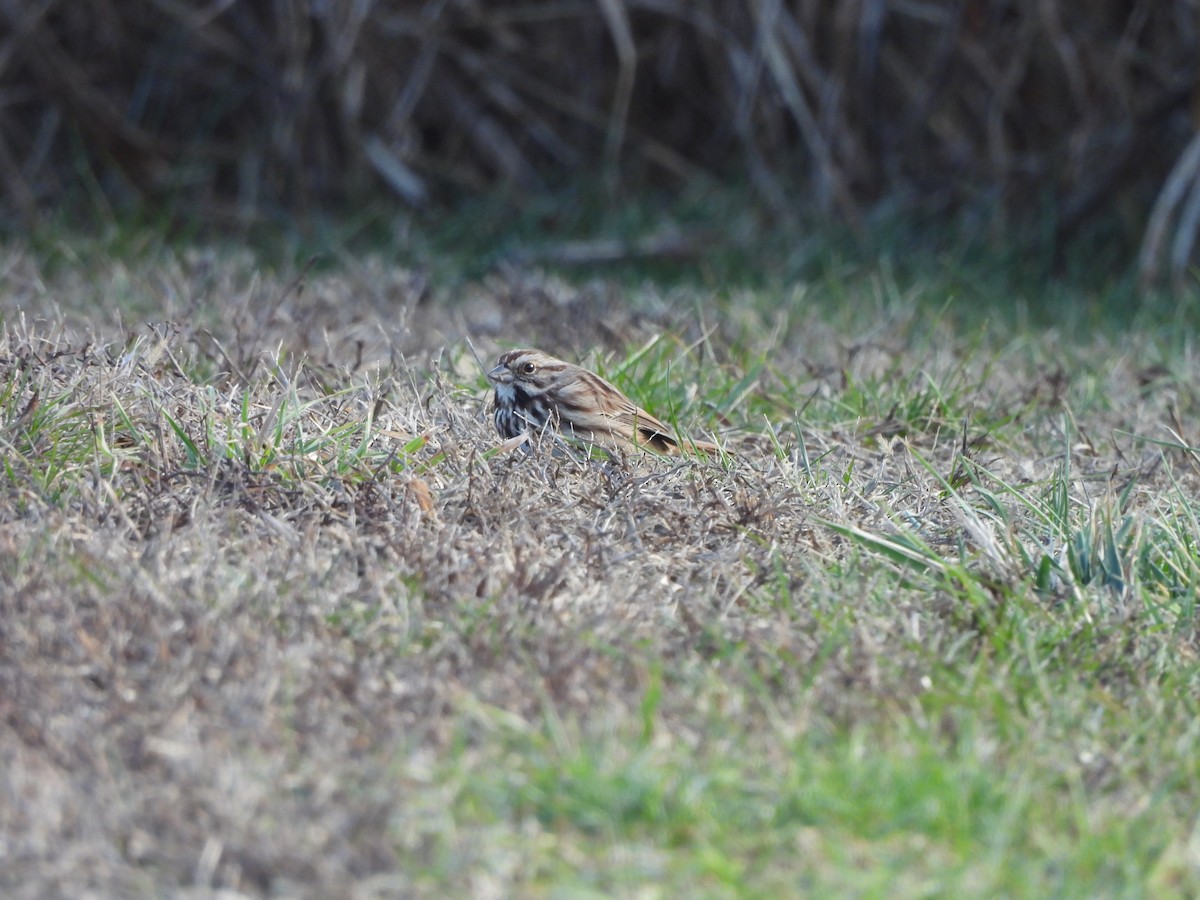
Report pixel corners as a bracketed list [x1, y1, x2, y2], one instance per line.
[2, 230, 1199, 898]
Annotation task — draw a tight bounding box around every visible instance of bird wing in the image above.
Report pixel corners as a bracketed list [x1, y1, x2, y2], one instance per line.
[613, 398, 720, 455]
[559, 369, 723, 455]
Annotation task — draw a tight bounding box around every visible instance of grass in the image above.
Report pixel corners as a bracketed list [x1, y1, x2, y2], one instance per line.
[2, 218, 1200, 898]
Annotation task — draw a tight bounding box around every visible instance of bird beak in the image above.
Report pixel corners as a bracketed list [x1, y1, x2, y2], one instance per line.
[487, 363, 512, 384]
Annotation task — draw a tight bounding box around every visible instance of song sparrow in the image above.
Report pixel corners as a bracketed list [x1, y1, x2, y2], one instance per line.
[488, 348, 721, 455]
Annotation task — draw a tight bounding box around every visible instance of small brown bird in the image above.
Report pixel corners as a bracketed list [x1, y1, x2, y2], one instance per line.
[488, 348, 722, 456]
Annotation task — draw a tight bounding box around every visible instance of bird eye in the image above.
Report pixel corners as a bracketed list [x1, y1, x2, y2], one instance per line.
[521, 362, 537, 375]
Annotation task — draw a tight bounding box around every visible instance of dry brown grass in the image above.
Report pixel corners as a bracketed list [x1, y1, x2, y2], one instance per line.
[2, 244, 1200, 894]
[1, 2, 1198, 280]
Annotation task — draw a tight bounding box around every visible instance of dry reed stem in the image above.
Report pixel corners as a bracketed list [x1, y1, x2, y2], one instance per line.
[0, 1, 1196, 277]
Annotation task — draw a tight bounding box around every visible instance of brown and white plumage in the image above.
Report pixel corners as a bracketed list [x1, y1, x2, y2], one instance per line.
[487, 349, 721, 456]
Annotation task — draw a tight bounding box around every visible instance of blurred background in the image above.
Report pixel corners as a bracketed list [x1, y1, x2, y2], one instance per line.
[1, 0, 1197, 288]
